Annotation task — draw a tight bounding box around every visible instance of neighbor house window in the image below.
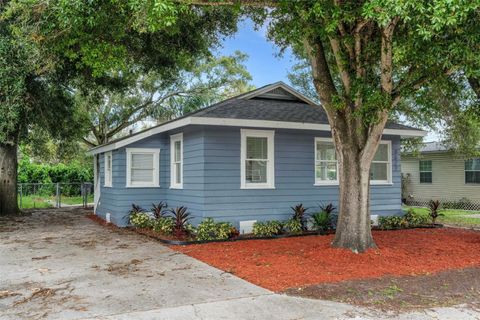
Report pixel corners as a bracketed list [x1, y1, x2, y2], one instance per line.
[170, 133, 183, 189]
[419, 160, 432, 183]
[126, 148, 160, 188]
[240, 129, 275, 189]
[104, 151, 112, 187]
[315, 138, 338, 185]
[465, 159, 480, 184]
[370, 141, 392, 184]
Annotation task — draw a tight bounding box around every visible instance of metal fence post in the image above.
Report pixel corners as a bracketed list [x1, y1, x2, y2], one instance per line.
[56, 183, 60, 208]
[81, 182, 85, 208]
[19, 184, 23, 209]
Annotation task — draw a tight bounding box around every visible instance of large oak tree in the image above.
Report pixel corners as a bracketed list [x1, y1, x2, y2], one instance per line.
[189, 0, 479, 252]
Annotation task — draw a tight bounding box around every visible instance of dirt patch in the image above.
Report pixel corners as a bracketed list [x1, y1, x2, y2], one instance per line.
[105, 259, 144, 275]
[72, 239, 97, 248]
[284, 267, 480, 312]
[32, 256, 50, 260]
[174, 228, 480, 291]
[0, 291, 21, 299]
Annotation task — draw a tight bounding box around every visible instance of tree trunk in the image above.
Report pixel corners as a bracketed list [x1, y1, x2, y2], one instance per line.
[0, 142, 18, 216]
[332, 142, 377, 253]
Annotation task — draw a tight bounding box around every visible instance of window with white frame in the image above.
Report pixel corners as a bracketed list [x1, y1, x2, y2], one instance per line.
[315, 138, 338, 184]
[170, 133, 183, 188]
[241, 129, 275, 189]
[370, 142, 392, 183]
[313, 139, 392, 185]
[104, 151, 112, 187]
[126, 148, 160, 187]
[465, 159, 480, 184]
[419, 160, 432, 183]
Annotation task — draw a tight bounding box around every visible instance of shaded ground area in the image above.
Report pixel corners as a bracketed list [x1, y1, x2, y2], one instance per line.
[174, 228, 480, 291]
[0, 208, 269, 319]
[285, 267, 480, 312]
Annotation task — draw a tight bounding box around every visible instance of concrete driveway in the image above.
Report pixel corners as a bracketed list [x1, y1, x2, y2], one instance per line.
[1, 209, 479, 320]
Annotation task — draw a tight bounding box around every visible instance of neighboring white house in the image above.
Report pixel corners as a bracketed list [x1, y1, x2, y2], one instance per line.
[401, 141, 480, 209]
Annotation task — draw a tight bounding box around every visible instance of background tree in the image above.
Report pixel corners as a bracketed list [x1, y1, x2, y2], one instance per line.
[78, 52, 253, 147]
[2, 0, 240, 215]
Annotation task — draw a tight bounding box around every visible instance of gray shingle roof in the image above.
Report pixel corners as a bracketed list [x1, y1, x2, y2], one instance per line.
[418, 141, 449, 153]
[191, 97, 421, 131]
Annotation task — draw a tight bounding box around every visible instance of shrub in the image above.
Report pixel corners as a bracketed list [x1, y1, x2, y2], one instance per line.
[290, 204, 308, 231]
[196, 218, 235, 241]
[311, 203, 336, 232]
[404, 209, 429, 226]
[167, 206, 193, 238]
[428, 200, 443, 224]
[252, 220, 283, 237]
[284, 218, 303, 234]
[152, 217, 175, 235]
[311, 212, 331, 232]
[129, 211, 153, 228]
[378, 216, 408, 230]
[128, 204, 152, 228]
[151, 202, 168, 219]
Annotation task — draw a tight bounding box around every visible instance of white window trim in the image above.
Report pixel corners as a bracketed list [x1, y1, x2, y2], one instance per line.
[240, 129, 275, 189]
[314, 137, 339, 186]
[126, 148, 160, 188]
[370, 140, 393, 185]
[170, 133, 183, 189]
[465, 159, 480, 185]
[419, 160, 433, 184]
[313, 138, 393, 186]
[104, 151, 112, 187]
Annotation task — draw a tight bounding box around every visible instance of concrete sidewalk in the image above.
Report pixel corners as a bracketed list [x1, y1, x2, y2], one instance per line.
[1, 208, 479, 320]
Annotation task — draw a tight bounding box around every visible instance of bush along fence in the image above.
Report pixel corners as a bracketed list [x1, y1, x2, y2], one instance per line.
[17, 182, 94, 209]
[404, 197, 480, 211]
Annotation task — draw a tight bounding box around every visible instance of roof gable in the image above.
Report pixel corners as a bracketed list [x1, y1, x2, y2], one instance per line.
[239, 82, 317, 105]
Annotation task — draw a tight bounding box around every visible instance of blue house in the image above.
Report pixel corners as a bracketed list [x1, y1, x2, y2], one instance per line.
[88, 82, 425, 230]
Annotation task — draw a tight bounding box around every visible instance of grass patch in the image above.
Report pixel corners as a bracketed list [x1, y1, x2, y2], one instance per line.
[18, 195, 53, 209]
[18, 194, 94, 208]
[403, 206, 480, 227]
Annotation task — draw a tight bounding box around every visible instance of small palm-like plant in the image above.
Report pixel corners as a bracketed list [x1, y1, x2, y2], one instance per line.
[428, 200, 443, 225]
[291, 204, 308, 231]
[151, 201, 168, 219]
[168, 206, 193, 238]
[319, 202, 336, 215]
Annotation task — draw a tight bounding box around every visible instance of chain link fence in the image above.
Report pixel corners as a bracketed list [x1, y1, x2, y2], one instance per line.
[18, 182, 94, 209]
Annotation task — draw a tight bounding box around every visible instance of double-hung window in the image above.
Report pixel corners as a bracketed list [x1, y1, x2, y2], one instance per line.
[465, 159, 480, 184]
[104, 151, 112, 187]
[126, 148, 160, 187]
[370, 141, 392, 184]
[419, 160, 432, 183]
[170, 133, 183, 189]
[313, 139, 392, 185]
[315, 138, 338, 184]
[241, 129, 275, 189]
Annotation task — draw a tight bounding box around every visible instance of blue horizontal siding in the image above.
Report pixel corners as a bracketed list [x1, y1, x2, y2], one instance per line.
[96, 124, 403, 228]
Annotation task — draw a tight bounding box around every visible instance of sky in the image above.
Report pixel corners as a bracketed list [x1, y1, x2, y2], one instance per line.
[216, 19, 297, 87]
[216, 20, 437, 141]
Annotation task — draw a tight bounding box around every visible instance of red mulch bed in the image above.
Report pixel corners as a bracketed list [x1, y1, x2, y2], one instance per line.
[173, 228, 480, 292]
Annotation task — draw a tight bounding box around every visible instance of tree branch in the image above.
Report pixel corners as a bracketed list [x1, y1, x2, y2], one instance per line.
[303, 38, 338, 111]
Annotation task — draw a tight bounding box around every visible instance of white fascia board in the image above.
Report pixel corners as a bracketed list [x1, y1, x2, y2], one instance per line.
[87, 117, 192, 155]
[190, 117, 427, 138]
[88, 115, 426, 155]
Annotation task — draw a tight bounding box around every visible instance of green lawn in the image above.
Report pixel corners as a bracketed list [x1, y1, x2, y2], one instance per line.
[403, 206, 480, 227]
[60, 194, 94, 205]
[18, 194, 94, 209]
[18, 195, 53, 209]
